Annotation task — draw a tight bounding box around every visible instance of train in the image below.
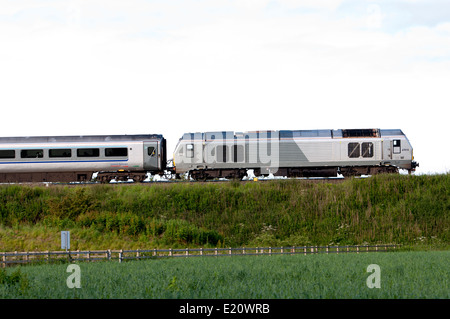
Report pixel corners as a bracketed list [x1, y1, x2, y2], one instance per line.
[0, 134, 166, 183]
[0, 128, 418, 183]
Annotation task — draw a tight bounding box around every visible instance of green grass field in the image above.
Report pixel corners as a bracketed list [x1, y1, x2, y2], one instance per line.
[1, 251, 449, 299]
[1, 174, 449, 300]
[0, 174, 449, 251]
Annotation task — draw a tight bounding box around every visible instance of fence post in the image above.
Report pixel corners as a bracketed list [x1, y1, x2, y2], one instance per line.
[215, 248, 218, 256]
[186, 248, 189, 257]
[336, 246, 339, 254]
[169, 248, 173, 257]
[357, 246, 359, 254]
[281, 247, 283, 254]
[229, 247, 232, 256]
[269, 247, 272, 256]
[1, 253, 5, 268]
[200, 248, 203, 256]
[119, 250, 123, 263]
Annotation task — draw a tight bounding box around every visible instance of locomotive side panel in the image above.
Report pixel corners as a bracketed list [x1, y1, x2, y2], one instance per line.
[174, 128, 418, 179]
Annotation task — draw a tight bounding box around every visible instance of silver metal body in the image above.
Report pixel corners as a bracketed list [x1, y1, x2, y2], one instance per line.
[173, 129, 417, 178]
[0, 134, 165, 182]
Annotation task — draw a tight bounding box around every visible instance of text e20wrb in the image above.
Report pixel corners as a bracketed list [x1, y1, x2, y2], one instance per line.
[223, 303, 269, 314]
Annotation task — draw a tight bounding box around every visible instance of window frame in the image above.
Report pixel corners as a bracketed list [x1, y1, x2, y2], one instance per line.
[147, 146, 156, 157]
[105, 147, 128, 157]
[77, 148, 100, 158]
[0, 149, 15, 159]
[348, 142, 360, 158]
[361, 142, 374, 158]
[49, 149, 72, 158]
[21, 149, 44, 159]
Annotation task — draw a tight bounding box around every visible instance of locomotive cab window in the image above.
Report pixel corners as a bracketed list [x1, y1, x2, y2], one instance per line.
[49, 149, 72, 158]
[21, 149, 43, 159]
[147, 147, 156, 157]
[348, 143, 360, 158]
[361, 142, 374, 158]
[0, 150, 15, 159]
[77, 148, 100, 157]
[106, 148, 128, 157]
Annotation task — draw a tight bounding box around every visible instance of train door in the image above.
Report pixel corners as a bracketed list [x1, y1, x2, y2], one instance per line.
[392, 139, 402, 160]
[143, 141, 159, 171]
[382, 139, 392, 162]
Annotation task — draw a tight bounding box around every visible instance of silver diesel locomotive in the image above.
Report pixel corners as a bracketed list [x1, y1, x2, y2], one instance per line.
[173, 128, 418, 180]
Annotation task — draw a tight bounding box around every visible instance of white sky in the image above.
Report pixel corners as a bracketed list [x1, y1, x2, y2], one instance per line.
[1, 0, 449, 174]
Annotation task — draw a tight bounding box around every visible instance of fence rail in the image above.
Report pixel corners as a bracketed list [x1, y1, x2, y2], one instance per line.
[1, 244, 398, 267]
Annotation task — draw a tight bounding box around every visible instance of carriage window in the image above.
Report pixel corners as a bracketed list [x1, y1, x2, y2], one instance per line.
[0, 150, 15, 159]
[21, 149, 44, 158]
[348, 143, 360, 158]
[106, 148, 128, 157]
[361, 142, 374, 158]
[148, 147, 156, 157]
[77, 148, 100, 157]
[49, 149, 72, 158]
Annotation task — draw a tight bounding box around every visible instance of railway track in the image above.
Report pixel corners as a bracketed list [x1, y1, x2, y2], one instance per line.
[0, 175, 368, 187]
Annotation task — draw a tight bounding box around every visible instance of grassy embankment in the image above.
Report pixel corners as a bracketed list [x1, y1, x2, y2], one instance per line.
[0, 174, 448, 252]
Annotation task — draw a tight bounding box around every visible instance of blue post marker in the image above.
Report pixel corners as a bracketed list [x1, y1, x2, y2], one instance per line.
[61, 231, 70, 251]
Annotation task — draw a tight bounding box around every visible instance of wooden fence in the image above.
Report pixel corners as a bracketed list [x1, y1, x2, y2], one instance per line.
[1, 244, 398, 268]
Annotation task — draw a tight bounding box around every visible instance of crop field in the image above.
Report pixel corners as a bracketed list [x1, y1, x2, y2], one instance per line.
[1, 250, 449, 299]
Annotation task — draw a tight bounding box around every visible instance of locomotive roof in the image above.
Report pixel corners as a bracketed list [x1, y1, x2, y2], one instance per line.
[180, 129, 406, 140]
[0, 134, 164, 144]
